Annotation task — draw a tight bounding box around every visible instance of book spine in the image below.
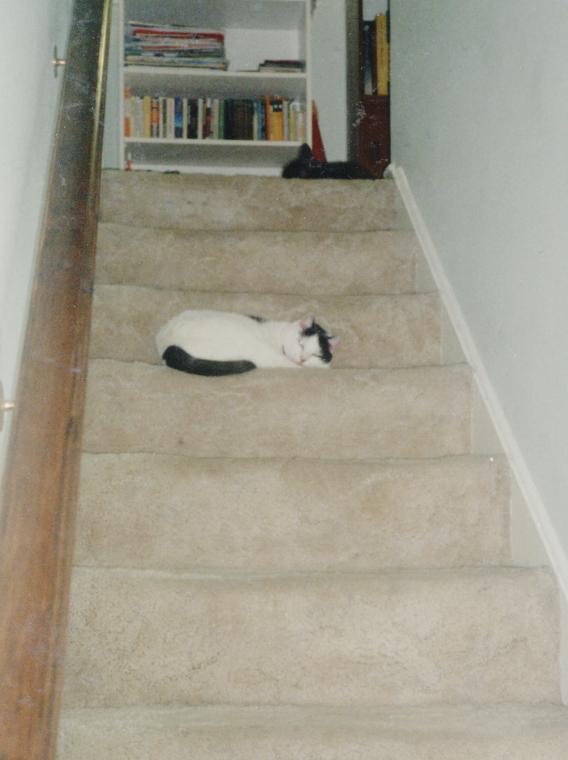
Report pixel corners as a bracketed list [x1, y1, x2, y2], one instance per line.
[283, 99, 289, 142]
[264, 96, 271, 141]
[362, 22, 374, 96]
[131, 96, 140, 137]
[197, 97, 204, 139]
[270, 96, 284, 141]
[175, 96, 184, 138]
[151, 97, 159, 138]
[143, 96, 152, 138]
[190, 99, 198, 138]
[246, 100, 253, 140]
[253, 101, 259, 141]
[290, 100, 306, 142]
[205, 97, 212, 139]
[182, 97, 189, 139]
[124, 87, 132, 137]
[158, 97, 165, 138]
[375, 14, 389, 96]
[213, 98, 220, 139]
[219, 99, 225, 139]
[167, 97, 175, 139]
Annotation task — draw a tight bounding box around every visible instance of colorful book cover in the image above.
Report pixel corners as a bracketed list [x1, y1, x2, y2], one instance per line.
[197, 98, 204, 139]
[174, 96, 184, 138]
[375, 14, 389, 96]
[143, 96, 152, 138]
[123, 87, 132, 137]
[270, 97, 284, 141]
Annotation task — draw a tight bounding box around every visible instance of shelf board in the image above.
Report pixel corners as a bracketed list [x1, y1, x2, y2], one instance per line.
[124, 137, 302, 170]
[124, 66, 307, 99]
[124, 0, 307, 31]
[125, 138, 302, 147]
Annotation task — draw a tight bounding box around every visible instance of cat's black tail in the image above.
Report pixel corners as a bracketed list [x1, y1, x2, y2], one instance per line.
[162, 345, 256, 376]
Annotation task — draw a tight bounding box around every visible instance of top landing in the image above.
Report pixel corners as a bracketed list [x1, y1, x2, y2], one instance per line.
[100, 171, 408, 232]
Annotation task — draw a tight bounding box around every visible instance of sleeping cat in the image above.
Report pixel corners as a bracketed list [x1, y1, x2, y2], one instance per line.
[156, 310, 339, 376]
[282, 143, 374, 180]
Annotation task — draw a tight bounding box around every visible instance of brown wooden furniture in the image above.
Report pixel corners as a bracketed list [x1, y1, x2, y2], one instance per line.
[356, 0, 390, 178]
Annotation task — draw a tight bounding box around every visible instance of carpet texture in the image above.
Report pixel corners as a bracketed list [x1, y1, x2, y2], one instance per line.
[58, 172, 568, 758]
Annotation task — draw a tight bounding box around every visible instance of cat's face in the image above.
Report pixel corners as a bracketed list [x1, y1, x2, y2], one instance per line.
[282, 317, 339, 368]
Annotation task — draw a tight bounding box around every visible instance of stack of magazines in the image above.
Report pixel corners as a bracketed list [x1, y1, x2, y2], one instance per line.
[125, 20, 228, 69]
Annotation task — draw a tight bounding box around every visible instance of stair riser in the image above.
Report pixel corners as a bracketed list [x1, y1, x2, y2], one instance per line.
[100, 173, 407, 231]
[62, 568, 559, 709]
[96, 225, 419, 295]
[58, 707, 568, 760]
[90, 287, 441, 369]
[76, 454, 509, 571]
[83, 362, 472, 459]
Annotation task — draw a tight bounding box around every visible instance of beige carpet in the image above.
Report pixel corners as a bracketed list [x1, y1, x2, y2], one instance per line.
[58, 172, 568, 758]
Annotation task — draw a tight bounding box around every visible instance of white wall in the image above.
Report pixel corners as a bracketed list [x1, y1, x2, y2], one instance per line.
[311, 0, 349, 160]
[391, 0, 568, 592]
[0, 0, 74, 477]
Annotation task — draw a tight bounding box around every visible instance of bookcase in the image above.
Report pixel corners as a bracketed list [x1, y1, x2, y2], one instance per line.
[356, 0, 390, 177]
[117, 0, 313, 175]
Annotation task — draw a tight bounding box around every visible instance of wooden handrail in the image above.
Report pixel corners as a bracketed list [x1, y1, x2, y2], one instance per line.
[0, 1, 111, 757]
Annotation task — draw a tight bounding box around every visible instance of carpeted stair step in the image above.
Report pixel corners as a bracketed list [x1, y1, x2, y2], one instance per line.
[96, 224, 420, 295]
[61, 566, 559, 709]
[75, 454, 509, 572]
[90, 285, 441, 368]
[83, 360, 471, 459]
[100, 172, 407, 231]
[58, 703, 568, 760]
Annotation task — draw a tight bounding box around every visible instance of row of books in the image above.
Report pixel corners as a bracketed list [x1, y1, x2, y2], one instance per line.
[124, 91, 307, 142]
[362, 13, 389, 96]
[125, 21, 228, 70]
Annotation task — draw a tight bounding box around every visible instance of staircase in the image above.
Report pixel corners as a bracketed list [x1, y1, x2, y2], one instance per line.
[58, 172, 568, 758]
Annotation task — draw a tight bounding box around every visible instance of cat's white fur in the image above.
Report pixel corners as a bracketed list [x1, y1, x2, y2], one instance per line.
[156, 310, 336, 369]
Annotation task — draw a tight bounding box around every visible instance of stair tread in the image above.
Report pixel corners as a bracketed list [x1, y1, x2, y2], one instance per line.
[59, 701, 568, 734]
[62, 565, 559, 709]
[58, 703, 568, 760]
[76, 453, 509, 571]
[96, 223, 420, 295]
[90, 285, 441, 368]
[69, 562, 549, 582]
[83, 360, 472, 459]
[100, 171, 406, 231]
[59, 172, 564, 758]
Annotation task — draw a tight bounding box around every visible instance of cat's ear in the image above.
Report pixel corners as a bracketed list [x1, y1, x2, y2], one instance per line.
[299, 143, 313, 161]
[299, 316, 315, 330]
[328, 336, 340, 353]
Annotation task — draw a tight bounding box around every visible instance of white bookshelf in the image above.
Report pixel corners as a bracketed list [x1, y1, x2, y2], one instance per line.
[118, 0, 313, 175]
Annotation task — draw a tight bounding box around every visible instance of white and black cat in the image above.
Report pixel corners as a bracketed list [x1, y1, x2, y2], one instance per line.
[156, 310, 339, 376]
[282, 143, 374, 180]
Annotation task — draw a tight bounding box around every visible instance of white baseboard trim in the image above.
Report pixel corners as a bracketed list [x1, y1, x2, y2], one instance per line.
[391, 163, 568, 608]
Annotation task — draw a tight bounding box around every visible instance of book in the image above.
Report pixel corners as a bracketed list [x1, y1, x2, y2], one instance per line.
[124, 87, 132, 137]
[150, 98, 159, 138]
[269, 96, 284, 141]
[197, 98, 204, 139]
[175, 96, 184, 138]
[142, 95, 152, 137]
[375, 14, 389, 96]
[125, 20, 228, 70]
[124, 91, 306, 143]
[362, 21, 376, 95]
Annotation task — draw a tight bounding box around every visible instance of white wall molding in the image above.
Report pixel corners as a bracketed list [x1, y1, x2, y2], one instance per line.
[391, 163, 568, 608]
